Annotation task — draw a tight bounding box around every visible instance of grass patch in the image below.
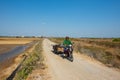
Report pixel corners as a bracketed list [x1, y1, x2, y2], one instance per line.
[78, 45, 120, 68]
[112, 38, 120, 42]
[85, 40, 120, 48]
[14, 39, 44, 80]
[49, 37, 64, 43]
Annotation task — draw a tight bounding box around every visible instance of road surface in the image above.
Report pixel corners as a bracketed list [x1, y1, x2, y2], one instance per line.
[43, 39, 120, 80]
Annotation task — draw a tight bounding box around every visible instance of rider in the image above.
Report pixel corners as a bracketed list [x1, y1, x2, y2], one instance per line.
[62, 36, 73, 57]
[63, 36, 72, 46]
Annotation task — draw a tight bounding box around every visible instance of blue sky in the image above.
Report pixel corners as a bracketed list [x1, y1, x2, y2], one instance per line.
[0, 0, 120, 37]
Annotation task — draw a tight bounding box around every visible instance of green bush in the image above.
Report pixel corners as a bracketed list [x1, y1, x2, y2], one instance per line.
[112, 38, 120, 42]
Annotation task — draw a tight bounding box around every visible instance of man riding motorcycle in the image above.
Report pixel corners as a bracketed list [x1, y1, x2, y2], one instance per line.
[63, 36, 73, 58]
[63, 36, 72, 46]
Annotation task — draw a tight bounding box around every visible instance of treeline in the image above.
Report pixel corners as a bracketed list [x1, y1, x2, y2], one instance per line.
[0, 36, 42, 38]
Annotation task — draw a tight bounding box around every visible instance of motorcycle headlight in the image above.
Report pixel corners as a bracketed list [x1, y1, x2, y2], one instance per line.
[69, 45, 72, 47]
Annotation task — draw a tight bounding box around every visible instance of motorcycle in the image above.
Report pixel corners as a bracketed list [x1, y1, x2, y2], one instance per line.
[64, 45, 74, 62]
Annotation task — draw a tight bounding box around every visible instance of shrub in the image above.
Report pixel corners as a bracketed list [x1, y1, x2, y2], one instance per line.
[112, 38, 120, 42]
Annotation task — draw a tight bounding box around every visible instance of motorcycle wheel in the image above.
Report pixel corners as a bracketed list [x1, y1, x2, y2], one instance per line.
[69, 52, 73, 62]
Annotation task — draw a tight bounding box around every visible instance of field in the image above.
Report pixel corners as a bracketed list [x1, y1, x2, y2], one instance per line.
[0, 38, 39, 44]
[0, 38, 39, 54]
[49, 38, 120, 69]
[0, 37, 120, 79]
[0, 38, 40, 79]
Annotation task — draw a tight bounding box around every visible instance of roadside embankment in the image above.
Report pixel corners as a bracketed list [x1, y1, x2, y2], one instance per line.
[13, 39, 46, 80]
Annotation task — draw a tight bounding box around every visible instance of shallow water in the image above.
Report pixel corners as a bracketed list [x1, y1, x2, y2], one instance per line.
[0, 42, 36, 62]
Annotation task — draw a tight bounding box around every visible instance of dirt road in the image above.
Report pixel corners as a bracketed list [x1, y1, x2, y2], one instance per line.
[43, 39, 120, 80]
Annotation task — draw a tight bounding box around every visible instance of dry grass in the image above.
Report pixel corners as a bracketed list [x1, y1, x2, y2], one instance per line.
[0, 38, 39, 44]
[49, 37, 64, 44]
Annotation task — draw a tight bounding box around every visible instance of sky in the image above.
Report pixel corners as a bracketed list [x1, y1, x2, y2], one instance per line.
[0, 0, 120, 38]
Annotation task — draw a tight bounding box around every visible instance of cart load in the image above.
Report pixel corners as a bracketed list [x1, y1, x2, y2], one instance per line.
[53, 44, 64, 54]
